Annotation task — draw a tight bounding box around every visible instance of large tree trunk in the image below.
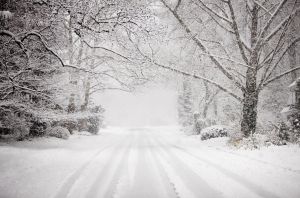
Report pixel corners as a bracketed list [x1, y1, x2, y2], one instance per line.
[240, 70, 258, 137]
[240, 4, 259, 137]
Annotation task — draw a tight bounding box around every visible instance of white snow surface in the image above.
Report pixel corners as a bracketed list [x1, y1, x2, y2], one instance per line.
[0, 126, 300, 198]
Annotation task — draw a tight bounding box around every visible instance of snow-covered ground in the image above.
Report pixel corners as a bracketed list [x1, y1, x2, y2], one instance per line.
[0, 126, 299, 198]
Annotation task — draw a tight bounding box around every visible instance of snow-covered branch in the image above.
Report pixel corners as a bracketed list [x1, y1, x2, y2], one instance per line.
[227, 0, 249, 64]
[254, 0, 288, 50]
[253, 0, 272, 15]
[133, 38, 243, 101]
[160, 0, 246, 93]
[263, 7, 300, 44]
[0, 30, 29, 59]
[152, 60, 243, 102]
[262, 65, 300, 88]
[174, 0, 182, 12]
[194, 0, 232, 24]
[262, 36, 300, 84]
[82, 39, 133, 62]
[197, 52, 253, 69]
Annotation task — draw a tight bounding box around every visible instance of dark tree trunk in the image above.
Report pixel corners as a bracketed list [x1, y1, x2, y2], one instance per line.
[240, 74, 258, 137]
[240, 4, 259, 137]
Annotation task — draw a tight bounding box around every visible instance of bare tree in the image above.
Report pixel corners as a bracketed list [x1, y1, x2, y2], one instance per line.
[152, 0, 300, 137]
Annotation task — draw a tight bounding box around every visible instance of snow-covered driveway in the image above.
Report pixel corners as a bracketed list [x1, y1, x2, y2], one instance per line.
[0, 127, 300, 198]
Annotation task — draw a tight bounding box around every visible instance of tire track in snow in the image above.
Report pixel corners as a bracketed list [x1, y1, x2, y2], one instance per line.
[119, 131, 161, 198]
[143, 132, 180, 198]
[85, 135, 133, 198]
[149, 133, 223, 198]
[156, 134, 281, 198]
[52, 135, 121, 198]
[112, 130, 143, 198]
[102, 132, 136, 198]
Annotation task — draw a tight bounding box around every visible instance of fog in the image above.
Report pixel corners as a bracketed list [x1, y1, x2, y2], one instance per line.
[95, 85, 178, 127]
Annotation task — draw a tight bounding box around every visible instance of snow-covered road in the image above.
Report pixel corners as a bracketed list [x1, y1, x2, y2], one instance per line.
[0, 127, 300, 198]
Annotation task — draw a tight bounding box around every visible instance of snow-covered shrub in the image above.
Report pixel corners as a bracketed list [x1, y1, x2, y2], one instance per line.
[0, 124, 29, 140]
[47, 126, 70, 139]
[228, 122, 298, 149]
[264, 122, 290, 146]
[87, 116, 101, 134]
[0, 113, 30, 140]
[277, 122, 290, 142]
[227, 130, 243, 147]
[288, 117, 300, 144]
[200, 125, 229, 140]
[29, 120, 50, 137]
[13, 123, 30, 140]
[233, 134, 272, 149]
[84, 105, 103, 134]
[56, 120, 78, 134]
[266, 115, 300, 145]
[50, 106, 104, 135]
[77, 116, 100, 135]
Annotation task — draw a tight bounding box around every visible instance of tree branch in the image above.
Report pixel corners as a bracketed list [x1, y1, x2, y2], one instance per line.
[262, 65, 300, 88]
[174, 0, 182, 12]
[0, 30, 29, 59]
[227, 0, 249, 64]
[153, 60, 242, 102]
[254, 0, 288, 50]
[263, 7, 300, 44]
[262, 36, 300, 85]
[160, 0, 246, 93]
[194, 0, 232, 23]
[81, 39, 132, 62]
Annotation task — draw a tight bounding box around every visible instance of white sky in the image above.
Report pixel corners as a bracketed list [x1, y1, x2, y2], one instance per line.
[94, 84, 178, 127]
